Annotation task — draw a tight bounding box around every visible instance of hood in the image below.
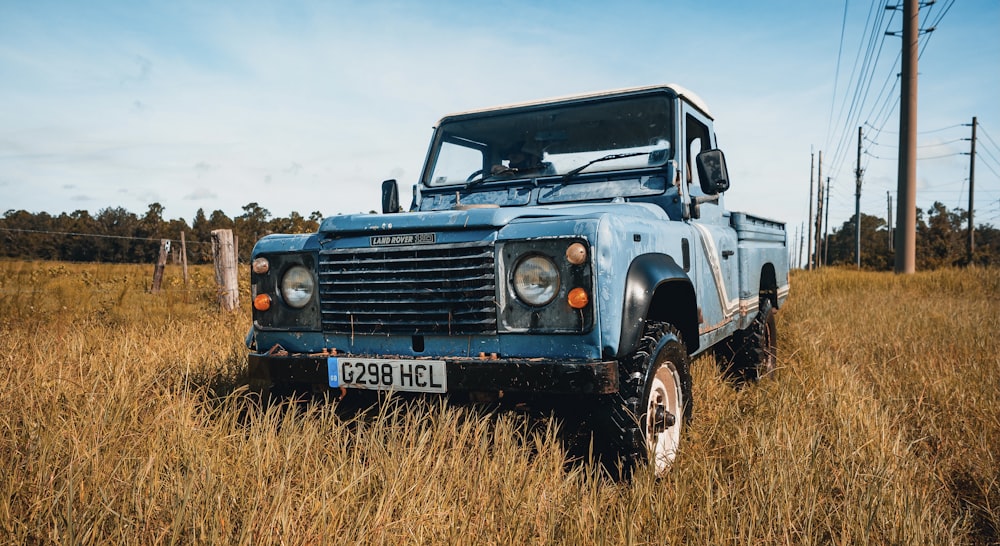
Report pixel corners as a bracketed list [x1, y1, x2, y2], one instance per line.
[318, 202, 669, 234]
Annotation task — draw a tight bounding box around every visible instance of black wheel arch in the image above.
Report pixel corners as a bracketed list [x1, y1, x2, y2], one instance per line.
[759, 262, 779, 309]
[616, 253, 700, 360]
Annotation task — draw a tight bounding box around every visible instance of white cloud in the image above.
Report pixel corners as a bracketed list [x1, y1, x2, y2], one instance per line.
[184, 188, 217, 201]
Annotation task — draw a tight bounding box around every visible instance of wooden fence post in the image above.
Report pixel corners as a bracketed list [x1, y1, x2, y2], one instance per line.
[151, 239, 170, 293]
[180, 231, 190, 286]
[211, 229, 240, 312]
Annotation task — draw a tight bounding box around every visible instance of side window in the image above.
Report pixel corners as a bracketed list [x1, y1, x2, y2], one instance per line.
[685, 113, 710, 196]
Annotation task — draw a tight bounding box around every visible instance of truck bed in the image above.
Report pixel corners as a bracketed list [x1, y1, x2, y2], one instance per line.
[729, 212, 786, 244]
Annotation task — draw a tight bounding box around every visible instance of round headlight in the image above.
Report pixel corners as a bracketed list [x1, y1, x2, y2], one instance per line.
[280, 266, 315, 308]
[512, 255, 560, 306]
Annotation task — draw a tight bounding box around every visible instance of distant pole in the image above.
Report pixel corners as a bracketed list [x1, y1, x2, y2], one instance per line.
[151, 239, 170, 293]
[211, 229, 240, 312]
[799, 222, 805, 269]
[968, 116, 977, 264]
[791, 224, 800, 268]
[823, 176, 831, 266]
[815, 151, 824, 268]
[807, 151, 815, 270]
[180, 231, 190, 286]
[855, 126, 864, 268]
[894, 0, 919, 273]
[887, 191, 894, 252]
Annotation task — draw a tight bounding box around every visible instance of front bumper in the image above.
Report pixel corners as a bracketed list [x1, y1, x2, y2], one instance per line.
[247, 353, 620, 395]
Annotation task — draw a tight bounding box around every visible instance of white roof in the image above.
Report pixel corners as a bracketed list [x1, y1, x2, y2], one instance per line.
[441, 83, 713, 121]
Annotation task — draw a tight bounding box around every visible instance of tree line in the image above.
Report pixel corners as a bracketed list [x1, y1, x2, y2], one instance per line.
[1, 203, 323, 264]
[819, 202, 1000, 269]
[3, 200, 997, 269]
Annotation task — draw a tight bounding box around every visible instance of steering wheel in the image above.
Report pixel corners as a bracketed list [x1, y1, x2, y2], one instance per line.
[465, 169, 484, 183]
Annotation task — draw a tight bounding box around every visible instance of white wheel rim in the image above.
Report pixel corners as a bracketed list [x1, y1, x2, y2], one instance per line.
[646, 362, 682, 475]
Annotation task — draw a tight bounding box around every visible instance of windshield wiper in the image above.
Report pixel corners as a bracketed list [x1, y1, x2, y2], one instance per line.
[560, 152, 651, 181]
[465, 174, 487, 188]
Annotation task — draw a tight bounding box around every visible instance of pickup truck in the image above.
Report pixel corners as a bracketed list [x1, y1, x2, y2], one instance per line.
[245, 84, 790, 476]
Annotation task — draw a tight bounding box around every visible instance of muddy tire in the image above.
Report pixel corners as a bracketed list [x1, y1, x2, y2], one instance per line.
[719, 298, 777, 382]
[593, 322, 692, 478]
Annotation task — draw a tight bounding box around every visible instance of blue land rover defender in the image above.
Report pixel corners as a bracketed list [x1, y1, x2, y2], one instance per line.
[246, 84, 790, 475]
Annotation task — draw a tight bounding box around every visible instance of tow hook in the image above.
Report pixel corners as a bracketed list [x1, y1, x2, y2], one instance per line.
[651, 403, 676, 433]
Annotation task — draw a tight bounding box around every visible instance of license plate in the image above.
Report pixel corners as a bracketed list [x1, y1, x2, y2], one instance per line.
[327, 357, 447, 394]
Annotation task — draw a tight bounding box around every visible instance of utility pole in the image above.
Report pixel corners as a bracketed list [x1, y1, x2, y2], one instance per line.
[798, 222, 805, 269]
[968, 116, 977, 264]
[815, 151, 824, 268]
[807, 151, 815, 270]
[887, 191, 894, 252]
[791, 224, 799, 269]
[855, 126, 864, 268]
[892, 0, 920, 273]
[823, 176, 831, 266]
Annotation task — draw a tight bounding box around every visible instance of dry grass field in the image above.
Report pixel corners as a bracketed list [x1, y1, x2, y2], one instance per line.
[0, 260, 997, 545]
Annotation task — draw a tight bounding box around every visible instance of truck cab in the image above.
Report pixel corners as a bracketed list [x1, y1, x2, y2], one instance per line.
[246, 84, 789, 476]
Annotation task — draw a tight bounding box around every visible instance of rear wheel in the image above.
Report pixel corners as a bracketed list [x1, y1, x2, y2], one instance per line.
[753, 299, 778, 376]
[719, 298, 777, 382]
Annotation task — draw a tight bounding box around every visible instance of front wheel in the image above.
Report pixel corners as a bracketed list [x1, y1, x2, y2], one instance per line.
[593, 322, 692, 478]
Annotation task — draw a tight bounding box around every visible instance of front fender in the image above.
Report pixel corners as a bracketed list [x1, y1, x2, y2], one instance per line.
[617, 253, 698, 359]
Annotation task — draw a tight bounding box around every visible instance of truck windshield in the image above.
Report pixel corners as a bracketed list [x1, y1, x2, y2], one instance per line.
[424, 94, 674, 187]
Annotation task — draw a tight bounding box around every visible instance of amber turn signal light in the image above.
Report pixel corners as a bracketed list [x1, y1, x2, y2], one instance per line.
[565, 242, 587, 265]
[567, 287, 589, 309]
[253, 294, 272, 311]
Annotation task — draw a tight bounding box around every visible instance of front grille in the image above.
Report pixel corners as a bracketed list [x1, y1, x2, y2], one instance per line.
[318, 241, 497, 335]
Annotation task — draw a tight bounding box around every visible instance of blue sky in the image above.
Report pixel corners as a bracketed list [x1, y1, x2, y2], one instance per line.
[2, 0, 999, 248]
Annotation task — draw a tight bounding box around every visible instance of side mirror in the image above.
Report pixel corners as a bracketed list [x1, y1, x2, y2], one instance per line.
[381, 179, 400, 214]
[695, 149, 730, 195]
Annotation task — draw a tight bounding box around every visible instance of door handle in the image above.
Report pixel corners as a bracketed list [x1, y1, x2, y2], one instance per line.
[722, 250, 734, 259]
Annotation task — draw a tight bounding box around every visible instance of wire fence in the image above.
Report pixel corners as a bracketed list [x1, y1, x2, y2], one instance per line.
[0, 227, 214, 246]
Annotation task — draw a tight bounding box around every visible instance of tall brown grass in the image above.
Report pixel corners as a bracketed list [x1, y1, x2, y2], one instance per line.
[0, 260, 997, 544]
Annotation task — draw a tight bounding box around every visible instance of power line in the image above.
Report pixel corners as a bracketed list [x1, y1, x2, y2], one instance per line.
[919, 152, 966, 160]
[919, 123, 966, 135]
[830, 4, 901, 179]
[977, 145, 1000, 171]
[827, 1, 896, 180]
[863, 150, 964, 161]
[863, 132, 964, 149]
[862, 0, 956, 132]
[824, 0, 853, 154]
[917, 137, 966, 148]
[869, 0, 954, 137]
[979, 146, 1000, 171]
[977, 124, 1000, 156]
[923, 0, 957, 34]
[826, 0, 957, 191]
[977, 156, 1000, 180]
[859, 65, 900, 141]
